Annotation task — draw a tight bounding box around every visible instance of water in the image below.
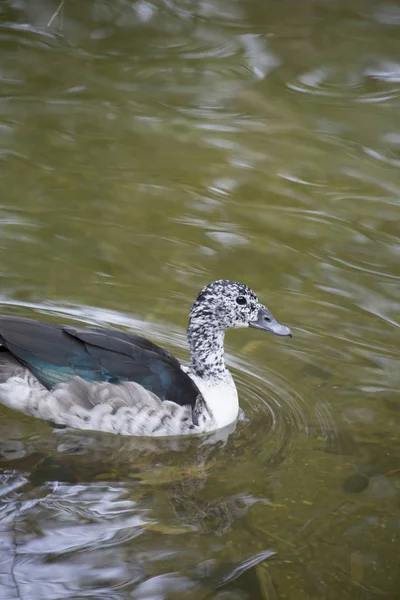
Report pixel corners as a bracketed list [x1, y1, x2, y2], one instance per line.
[0, 1, 399, 598]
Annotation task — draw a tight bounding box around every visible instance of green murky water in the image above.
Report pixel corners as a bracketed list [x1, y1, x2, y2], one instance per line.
[0, 1, 399, 598]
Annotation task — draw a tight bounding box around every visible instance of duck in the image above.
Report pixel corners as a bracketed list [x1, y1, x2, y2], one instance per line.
[0, 280, 291, 437]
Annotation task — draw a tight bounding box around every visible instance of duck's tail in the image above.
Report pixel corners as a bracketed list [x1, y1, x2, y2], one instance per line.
[0, 349, 26, 381]
[0, 350, 49, 415]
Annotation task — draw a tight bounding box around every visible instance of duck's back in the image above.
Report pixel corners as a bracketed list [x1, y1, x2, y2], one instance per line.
[0, 316, 200, 408]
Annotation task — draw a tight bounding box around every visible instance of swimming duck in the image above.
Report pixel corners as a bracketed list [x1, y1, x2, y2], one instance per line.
[0, 280, 291, 437]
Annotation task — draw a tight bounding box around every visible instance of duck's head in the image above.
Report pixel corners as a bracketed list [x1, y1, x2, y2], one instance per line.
[189, 280, 292, 337]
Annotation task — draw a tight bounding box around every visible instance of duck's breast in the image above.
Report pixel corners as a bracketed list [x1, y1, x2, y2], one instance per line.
[188, 372, 239, 430]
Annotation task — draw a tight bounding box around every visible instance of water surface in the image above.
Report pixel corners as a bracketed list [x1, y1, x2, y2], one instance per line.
[0, 1, 399, 598]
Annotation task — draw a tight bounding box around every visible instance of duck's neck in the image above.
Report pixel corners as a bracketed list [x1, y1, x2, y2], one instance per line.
[187, 318, 230, 384]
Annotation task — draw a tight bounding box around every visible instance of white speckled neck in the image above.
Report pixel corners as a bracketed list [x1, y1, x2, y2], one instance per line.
[186, 282, 236, 385]
[187, 320, 229, 382]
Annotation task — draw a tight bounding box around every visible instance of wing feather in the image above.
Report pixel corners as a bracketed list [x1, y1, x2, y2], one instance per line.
[0, 317, 200, 408]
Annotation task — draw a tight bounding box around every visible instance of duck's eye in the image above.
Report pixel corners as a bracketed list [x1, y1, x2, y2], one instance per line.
[236, 296, 247, 306]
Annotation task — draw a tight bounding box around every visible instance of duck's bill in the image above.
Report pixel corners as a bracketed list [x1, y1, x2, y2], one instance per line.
[249, 306, 292, 337]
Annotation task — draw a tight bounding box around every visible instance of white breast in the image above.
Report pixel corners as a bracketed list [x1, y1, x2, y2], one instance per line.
[188, 371, 239, 431]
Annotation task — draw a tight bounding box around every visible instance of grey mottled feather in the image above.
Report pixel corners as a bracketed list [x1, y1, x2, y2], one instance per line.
[0, 353, 211, 436]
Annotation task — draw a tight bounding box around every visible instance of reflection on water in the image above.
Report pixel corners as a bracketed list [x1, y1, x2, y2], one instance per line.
[0, 0, 400, 598]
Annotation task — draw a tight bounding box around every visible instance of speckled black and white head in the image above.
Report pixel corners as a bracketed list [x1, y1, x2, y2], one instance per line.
[187, 280, 291, 381]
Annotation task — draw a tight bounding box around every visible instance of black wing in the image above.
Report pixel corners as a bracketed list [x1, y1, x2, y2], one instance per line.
[0, 316, 200, 408]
